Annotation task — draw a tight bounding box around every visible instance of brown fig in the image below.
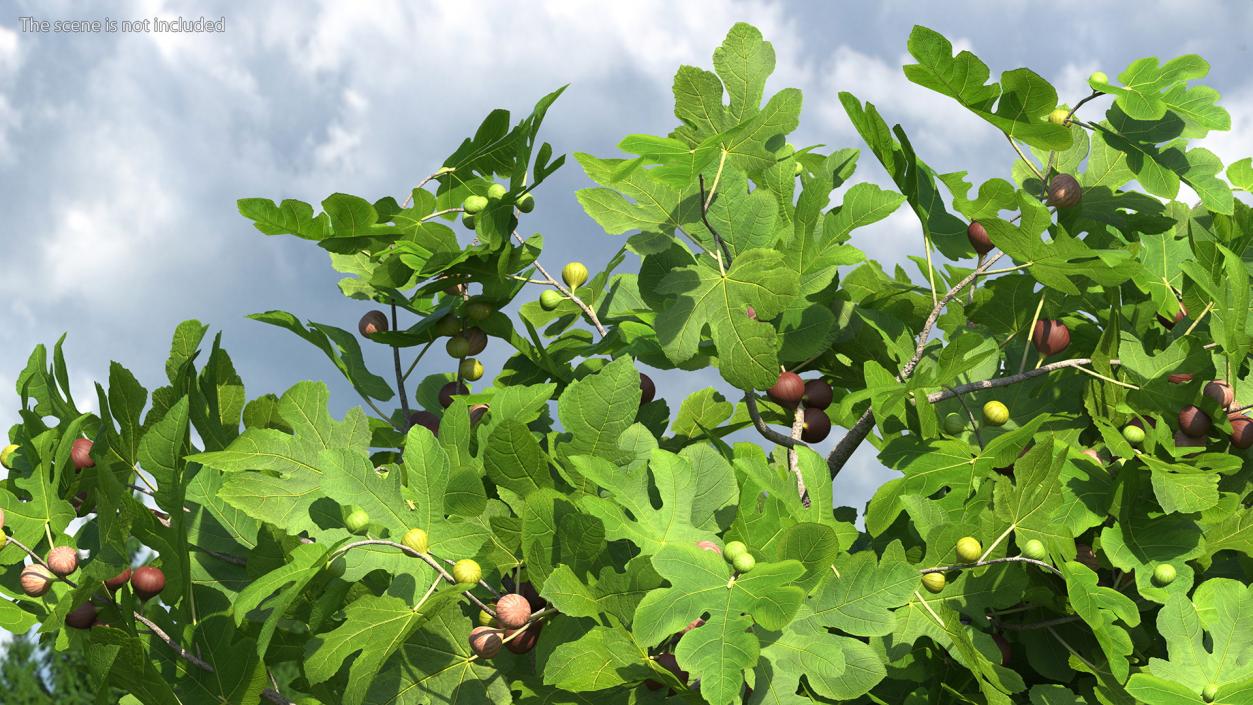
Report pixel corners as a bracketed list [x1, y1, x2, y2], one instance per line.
[65, 602, 97, 629]
[104, 568, 132, 592]
[1032, 319, 1070, 356]
[438, 381, 468, 409]
[1047, 173, 1082, 208]
[803, 379, 833, 410]
[469, 626, 502, 658]
[1075, 543, 1100, 572]
[1230, 414, 1253, 449]
[1157, 302, 1187, 330]
[1178, 405, 1212, 438]
[462, 327, 488, 356]
[358, 310, 389, 337]
[1174, 431, 1205, 448]
[1203, 381, 1234, 409]
[468, 403, 489, 425]
[495, 593, 532, 630]
[639, 373, 656, 406]
[20, 564, 55, 597]
[407, 410, 440, 435]
[505, 623, 542, 654]
[967, 221, 993, 256]
[767, 372, 805, 406]
[46, 547, 79, 577]
[801, 407, 831, 443]
[71, 438, 95, 470]
[992, 633, 1012, 666]
[1167, 372, 1194, 384]
[130, 566, 165, 600]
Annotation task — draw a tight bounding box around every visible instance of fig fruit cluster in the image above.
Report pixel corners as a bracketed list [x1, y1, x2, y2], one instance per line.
[766, 372, 834, 442]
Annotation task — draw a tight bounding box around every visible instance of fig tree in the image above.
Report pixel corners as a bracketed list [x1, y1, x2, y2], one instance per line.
[46, 546, 79, 577]
[1152, 563, 1177, 586]
[982, 400, 1009, 426]
[1032, 319, 1070, 356]
[539, 289, 563, 310]
[358, 310, 389, 337]
[401, 528, 429, 554]
[0, 443, 16, 470]
[438, 381, 468, 408]
[459, 358, 484, 381]
[732, 552, 756, 573]
[408, 410, 440, 435]
[967, 221, 993, 256]
[131, 566, 166, 600]
[1046, 173, 1082, 208]
[65, 602, 97, 630]
[1047, 108, 1070, 125]
[943, 412, 966, 435]
[639, 372, 656, 405]
[487, 183, 507, 200]
[452, 559, 482, 585]
[495, 593, 532, 630]
[801, 407, 831, 442]
[955, 537, 982, 563]
[20, 564, 55, 597]
[1203, 380, 1234, 409]
[1021, 539, 1047, 561]
[921, 572, 946, 593]
[345, 508, 370, 534]
[803, 379, 833, 409]
[1178, 405, 1211, 438]
[71, 438, 95, 470]
[469, 626, 502, 658]
[562, 262, 588, 290]
[516, 193, 535, 213]
[462, 194, 488, 214]
[767, 371, 805, 406]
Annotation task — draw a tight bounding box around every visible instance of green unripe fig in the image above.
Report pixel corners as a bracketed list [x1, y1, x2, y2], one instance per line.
[401, 528, 429, 554]
[326, 556, 346, 578]
[446, 335, 472, 358]
[0, 444, 17, 470]
[1202, 684, 1217, 702]
[486, 183, 507, 200]
[459, 358, 484, 381]
[942, 412, 966, 435]
[1021, 539, 1047, 561]
[478, 608, 495, 627]
[1152, 563, 1177, 586]
[562, 262, 589, 290]
[433, 314, 461, 338]
[732, 552, 756, 573]
[465, 302, 492, 322]
[723, 540, 748, 561]
[452, 559, 482, 585]
[955, 537, 983, 563]
[1089, 71, 1109, 85]
[345, 508, 370, 534]
[922, 572, 946, 593]
[982, 400, 1009, 426]
[793, 161, 803, 176]
[539, 289, 563, 310]
[1047, 108, 1070, 126]
[1122, 424, 1146, 445]
[0, 531, 7, 550]
[462, 195, 489, 214]
[461, 213, 476, 230]
[516, 193, 535, 213]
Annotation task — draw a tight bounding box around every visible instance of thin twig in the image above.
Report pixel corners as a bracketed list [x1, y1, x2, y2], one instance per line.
[698, 174, 733, 265]
[743, 393, 804, 448]
[924, 358, 1121, 403]
[402, 339, 435, 383]
[390, 301, 412, 425]
[512, 232, 607, 337]
[134, 611, 214, 671]
[1006, 133, 1043, 182]
[919, 555, 1063, 577]
[401, 167, 455, 208]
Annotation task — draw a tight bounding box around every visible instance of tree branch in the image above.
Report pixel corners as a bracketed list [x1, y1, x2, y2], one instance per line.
[743, 393, 803, 448]
[920, 555, 1063, 578]
[924, 358, 1120, 403]
[512, 232, 608, 337]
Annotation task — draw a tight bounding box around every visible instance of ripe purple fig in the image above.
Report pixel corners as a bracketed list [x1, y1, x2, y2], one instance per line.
[1178, 405, 1212, 438]
[463, 327, 488, 356]
[1075, 543, 1100, 572]
[46, 547, 79, 577]
[1203, 381, 1234, 409]
[803, 379, 833, 410]
[639, 373, 656, 406]
[967, 221, 993, 256]
[438, 381, 468, 409]
[992, 633, 1012, 666]
[1157, 302, 1187, 330]
[469, 626, 502, 658]
[20, 564, 55, 597]
[1229, 414, 1253, 449]
[1032, 319, 1070, 356]
[71, 438, 95, 470]
[407, 410, 440, 435]
[1046, 173, 1082, 208]
[801, 407, 831, 443]
[1174, 431, 1205, 448]
[358, 310, 389, 337]
[104, 568, 132, 592]
[130, 566, 165, 600]
[767, 372, 805, 406]
[65, 603, 97, 630]
[505, 623, 542, 654]
[495, 593, 532, 630]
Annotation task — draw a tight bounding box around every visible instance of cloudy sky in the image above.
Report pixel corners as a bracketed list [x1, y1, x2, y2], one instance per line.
[1, 0, 1250, 514]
